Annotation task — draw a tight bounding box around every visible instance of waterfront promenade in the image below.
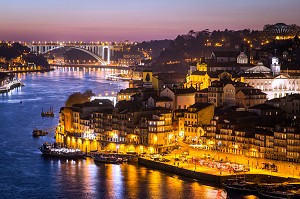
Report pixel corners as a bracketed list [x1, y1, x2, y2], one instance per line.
[138, 148, 300, 185]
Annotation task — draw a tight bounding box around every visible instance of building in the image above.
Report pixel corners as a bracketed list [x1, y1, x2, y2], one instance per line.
[236, 88, 267, 108]
[148, 111, 174, 153]
[266, 94, 300, 117]
[184, 103, 214, 143]
[160, 87, 196, 110]
[186, 59, 300, 100]
[152, 73, 186, 91]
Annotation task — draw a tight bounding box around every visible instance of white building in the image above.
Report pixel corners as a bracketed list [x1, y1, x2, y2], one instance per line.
[243, 62, 300, 99]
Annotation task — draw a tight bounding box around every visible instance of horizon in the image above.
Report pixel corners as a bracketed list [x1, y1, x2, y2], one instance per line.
[1, 0, 300, 42]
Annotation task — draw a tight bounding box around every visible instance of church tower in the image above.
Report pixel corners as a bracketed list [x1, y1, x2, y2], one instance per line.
[270, 57, 281, 76]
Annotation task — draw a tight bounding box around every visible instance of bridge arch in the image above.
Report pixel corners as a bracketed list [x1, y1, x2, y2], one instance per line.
[70, 47, 107, 65]
[42, 46, 108, 65]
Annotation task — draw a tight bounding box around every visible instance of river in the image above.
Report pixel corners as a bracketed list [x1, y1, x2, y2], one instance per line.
[0, 67, 227, 199]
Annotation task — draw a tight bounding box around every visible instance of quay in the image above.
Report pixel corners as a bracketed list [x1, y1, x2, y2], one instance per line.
[138, 156, 300, 185]
[10, 68, 54, 73]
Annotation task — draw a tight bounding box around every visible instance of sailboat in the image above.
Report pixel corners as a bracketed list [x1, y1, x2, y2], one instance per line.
[41, 107, 54, 117]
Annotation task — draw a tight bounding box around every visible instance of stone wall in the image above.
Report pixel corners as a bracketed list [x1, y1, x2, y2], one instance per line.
[138, 157, 224, 184]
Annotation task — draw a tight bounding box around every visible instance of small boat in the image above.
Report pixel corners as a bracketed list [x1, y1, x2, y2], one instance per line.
[93, 155, 123, 164]
[39, 142, 86, 159]
[41, 107, 54, 117]
[32, 129, 48, 137]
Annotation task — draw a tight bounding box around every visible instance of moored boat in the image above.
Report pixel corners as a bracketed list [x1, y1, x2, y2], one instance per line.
[32, 129, 48, 137]
[41, 107, 54, 117]
[93, 155, 123, 164]
[39, 142, 86, 159]
[223, 179, 258, 196]
[257, 183, 300, 199]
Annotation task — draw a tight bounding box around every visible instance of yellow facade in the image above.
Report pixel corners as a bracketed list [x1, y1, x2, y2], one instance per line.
[142, 70, 153, 83]
[186, 63, 245, 90]
[60, 107, 73, 133]
[196, 62, 208, 72]
[184, 104, 215, 141]
[152, 76, 159, 91]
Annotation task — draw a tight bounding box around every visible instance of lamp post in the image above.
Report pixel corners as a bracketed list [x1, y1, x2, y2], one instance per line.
[116, 145, 119, 154]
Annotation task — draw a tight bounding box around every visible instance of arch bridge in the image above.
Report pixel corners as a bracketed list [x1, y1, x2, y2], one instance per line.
[26, 42, 113, 65]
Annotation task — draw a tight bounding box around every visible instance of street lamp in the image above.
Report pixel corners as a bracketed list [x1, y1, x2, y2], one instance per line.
[117, 145, 119, 154]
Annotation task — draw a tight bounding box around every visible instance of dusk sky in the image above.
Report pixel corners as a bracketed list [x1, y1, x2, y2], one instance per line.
[1, 0, 300, 42]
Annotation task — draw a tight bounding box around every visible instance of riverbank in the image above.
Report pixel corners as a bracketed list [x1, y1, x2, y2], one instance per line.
[138, 157, 300, 185]
[53, 64, 130, 70]
[10, 68, 54, 73]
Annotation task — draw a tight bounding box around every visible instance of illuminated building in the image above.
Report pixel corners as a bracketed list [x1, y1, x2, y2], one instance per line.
[236, 88, 267, 108]
[148, 111, 174, 153]
[118, 54, 142, 66]
[147, 96, 173, 109]
[186, 57, 300, 100]
[242, 62, 300, 99]
[152, 73, 186, 91]
[263, 23, 300, 40]
[183, 103, 214, 143]
[117, 87, 146, 101]
[57, 95, 176, 154]
[160, 87, 196, 110]
[266, 94, 300, 117]
[185, 61, 244, 91]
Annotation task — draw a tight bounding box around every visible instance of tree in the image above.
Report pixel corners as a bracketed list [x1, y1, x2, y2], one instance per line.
[145, 73, 150, 82]
[65, 90, 95, 107]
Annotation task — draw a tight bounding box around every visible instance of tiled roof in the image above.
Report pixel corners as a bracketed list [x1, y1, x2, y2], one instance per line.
[118, 88, 143, 93]
[189, 102, 213, 110]
[249, 104, 282, 110]
[156, 96, 173, 102]
[239, 89, 267, 96]
[212, 51, 240, 57]
[153, 72, 186, 80]
[171, 87, 197, 94]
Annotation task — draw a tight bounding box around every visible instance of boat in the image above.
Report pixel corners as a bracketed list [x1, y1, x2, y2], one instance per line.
[223, 178, 258, 196]
[93, 155, 123, 164]
[257, 183, 300, 199]
[32, 129, 48, 137]
[39, 142, 86, 159]
[41, 107, 54, 117]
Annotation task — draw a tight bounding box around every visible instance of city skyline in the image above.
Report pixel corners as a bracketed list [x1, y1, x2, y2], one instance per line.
[1, 0, 300, 42]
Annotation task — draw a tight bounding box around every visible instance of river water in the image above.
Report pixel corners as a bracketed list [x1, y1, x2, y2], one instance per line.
[0, 67, 226, 199]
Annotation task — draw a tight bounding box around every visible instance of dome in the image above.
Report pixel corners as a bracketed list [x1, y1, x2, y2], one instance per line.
[264, 23, 296, 35]
[246, 62, 271, 73]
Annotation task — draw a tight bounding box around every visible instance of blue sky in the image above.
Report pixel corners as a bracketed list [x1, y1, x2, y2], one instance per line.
[1, 0, 300, 41]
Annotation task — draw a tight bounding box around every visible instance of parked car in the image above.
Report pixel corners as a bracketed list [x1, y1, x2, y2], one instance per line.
[159, 158, 170, 162]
